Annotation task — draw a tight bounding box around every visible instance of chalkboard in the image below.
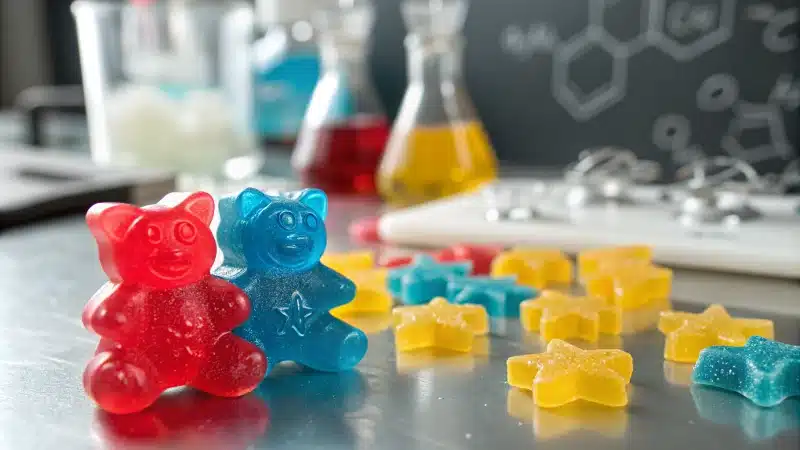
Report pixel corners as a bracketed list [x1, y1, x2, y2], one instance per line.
[368, 0, 799, 180]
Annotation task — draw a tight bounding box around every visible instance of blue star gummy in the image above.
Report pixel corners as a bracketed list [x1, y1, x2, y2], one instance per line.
[448, 276, 537, 317]
[214, 187, 367, 373]
[693, 336, 800, 407]
[386, 254, 472, 305]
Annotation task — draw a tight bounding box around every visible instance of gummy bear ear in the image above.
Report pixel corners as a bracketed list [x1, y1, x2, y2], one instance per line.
[235, 187, 272, 218]
[175, 191, 215, 225]
[86, 203, 142, 242]
[295, 189, 328, 221]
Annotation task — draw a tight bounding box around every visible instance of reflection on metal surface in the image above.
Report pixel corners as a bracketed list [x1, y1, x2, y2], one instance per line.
[621, 299, 672, 334]
[395, 336, 490, 374]
[333, 312, 393, 334]
[507, 389, 629, 439]
[691, 385, 800, 441]
[663, 361, 695, 386]
[256, 366, 368, 447]
[93, 390, 270, 450]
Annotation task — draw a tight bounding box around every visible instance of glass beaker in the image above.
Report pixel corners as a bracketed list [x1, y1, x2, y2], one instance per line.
[72, 0, 257, 179]
[251, 0, 321, 149]
[291, 0, 390, 196]
[378, 0, 498, 206]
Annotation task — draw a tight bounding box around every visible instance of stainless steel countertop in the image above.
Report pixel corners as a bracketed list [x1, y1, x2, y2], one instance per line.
[0, 197, 798, 450]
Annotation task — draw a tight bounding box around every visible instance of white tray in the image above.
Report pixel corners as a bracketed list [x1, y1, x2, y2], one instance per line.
[379, 179, 800, 279]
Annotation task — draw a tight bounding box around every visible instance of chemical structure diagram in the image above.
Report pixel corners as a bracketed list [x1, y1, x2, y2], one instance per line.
[501, 0, 799, 165]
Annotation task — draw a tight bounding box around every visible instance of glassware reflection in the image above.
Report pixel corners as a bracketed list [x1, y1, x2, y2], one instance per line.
[691, 385, 800, 440]
[256, 366, 367, 446]
[663, 361, 695, 386]
[333, 311, 394, 334]
[94, 390, 270, 450]
[506, 388, 629, 439]
[621, 298, 672, 334]
[395, 336, 490, 374]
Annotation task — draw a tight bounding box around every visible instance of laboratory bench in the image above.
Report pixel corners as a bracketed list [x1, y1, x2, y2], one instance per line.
[0, 112, 799, 450]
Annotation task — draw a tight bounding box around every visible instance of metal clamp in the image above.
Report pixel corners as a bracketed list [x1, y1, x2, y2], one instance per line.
[563, 147, 660, 207]
[483, 183, 547, 222]
[670, 157, 765, 226]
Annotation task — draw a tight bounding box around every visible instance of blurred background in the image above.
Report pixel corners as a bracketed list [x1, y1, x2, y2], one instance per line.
[0, 0, 797, 222]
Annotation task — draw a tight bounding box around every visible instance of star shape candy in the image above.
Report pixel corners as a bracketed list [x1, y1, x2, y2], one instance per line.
[436, 244, 504, 275]
[392, 297, 489, 352]
[321, 250, 376, 274]
[693, 336, 800, 407]
[583, 261, 673, 310]
[520, 291, 621, 342]
[577, 245, 652, 280]
[447, 276, 537, 317]
[491, 248, 573, 289]
[331, 269, 392, 316]
[658, 304, 774, 363]
[387, 254, 472, 305]
[507, 339, 634, 408]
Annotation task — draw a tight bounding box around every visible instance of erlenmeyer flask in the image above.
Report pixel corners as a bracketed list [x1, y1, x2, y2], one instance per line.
[292, 0, 390, 195]
[378, 0, 498, 206]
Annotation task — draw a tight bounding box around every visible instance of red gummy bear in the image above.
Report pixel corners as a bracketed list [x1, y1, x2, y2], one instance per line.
[435, 244, 503, 275]
[82, 192, 267, 415]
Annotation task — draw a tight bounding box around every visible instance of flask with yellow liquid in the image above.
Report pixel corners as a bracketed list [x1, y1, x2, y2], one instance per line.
[377, 0, 498, 207]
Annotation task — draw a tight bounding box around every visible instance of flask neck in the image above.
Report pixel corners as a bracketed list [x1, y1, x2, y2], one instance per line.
[406, 35, 464, 84]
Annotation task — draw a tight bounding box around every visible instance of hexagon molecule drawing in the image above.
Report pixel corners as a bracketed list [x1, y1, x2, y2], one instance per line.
[647, 0, 737, 62]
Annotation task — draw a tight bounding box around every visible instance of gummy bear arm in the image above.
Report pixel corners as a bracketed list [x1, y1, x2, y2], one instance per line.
[82, 282, 147, 340]
[205, 277, 251, 329]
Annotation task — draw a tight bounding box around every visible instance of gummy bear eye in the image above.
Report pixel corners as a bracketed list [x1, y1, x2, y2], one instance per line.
[174, 221, 196, 244]
[304, 214, 318, 230]
[147, 225, 162, 244]
[278, 212, 296, 230]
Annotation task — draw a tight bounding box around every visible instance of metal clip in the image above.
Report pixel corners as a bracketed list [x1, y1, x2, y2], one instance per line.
[563, 147, 660, 207]
[669, 157, 765, 226]
[483, 182, 547, 222]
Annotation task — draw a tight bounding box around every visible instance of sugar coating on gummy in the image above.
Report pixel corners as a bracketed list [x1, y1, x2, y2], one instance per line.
[520, 290, 621, 342]
[82, 192, 267, 414]
[392, 297, 489, 352]
[658, 304, 774, 363]
[693, 336, 800, 407]
[491, 248, 573, 289]
[507, 339, 633, 408]
[447, 276, 537, 317]
[214, 188, 367, 373]
[386, 254, 472, 305]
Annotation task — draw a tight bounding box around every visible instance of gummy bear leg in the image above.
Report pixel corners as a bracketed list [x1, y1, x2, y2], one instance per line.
[189, 333, 267, 397]
[84, 346, 162, 415]
[302, 315, 368, 372]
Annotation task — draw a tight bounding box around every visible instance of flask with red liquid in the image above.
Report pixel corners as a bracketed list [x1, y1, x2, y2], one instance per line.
[291, 0, 389, 195]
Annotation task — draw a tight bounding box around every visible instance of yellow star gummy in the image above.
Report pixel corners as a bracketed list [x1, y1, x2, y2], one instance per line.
[583, 261, 672, 310]
[577, 245, 652, 280]
[658, 304, 774, 363]
[520, 291, 621, 342]
[507, 339, 634, 408]
[331, 269, 392, 315]
[491, 248, 573, 289]
[321, 250, 376, 274]
[392, 298, 489, 352]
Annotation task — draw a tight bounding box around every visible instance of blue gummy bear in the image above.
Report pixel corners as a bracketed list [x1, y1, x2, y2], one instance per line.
[213, 187, 367, 374]
[447, 276, 537, 317]
[691, 384, 800, 441]
[693, 336, 800, 407]
[386, 254, 472, 305]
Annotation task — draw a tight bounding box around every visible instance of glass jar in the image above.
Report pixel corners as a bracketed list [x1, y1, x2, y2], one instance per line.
[291, 0, 390, 195]
[378, 0, 498, 206]
[72, 0, 257, 180]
